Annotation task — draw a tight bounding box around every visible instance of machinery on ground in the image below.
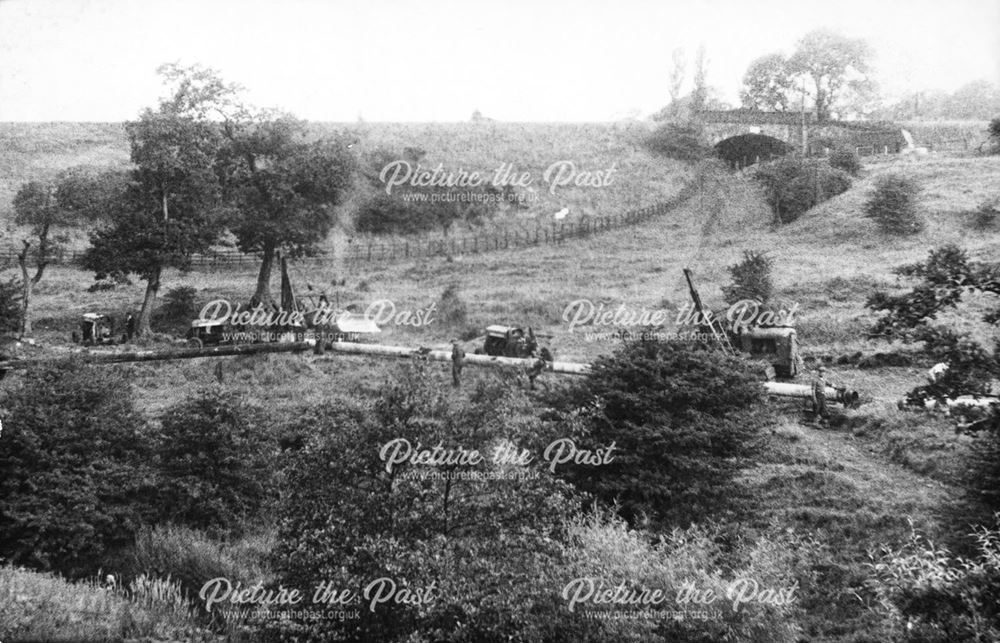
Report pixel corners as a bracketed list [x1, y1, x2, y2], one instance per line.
[477, 325, 553, 361]
[72, 313, 119, 346]
[683, 268, 801, 380]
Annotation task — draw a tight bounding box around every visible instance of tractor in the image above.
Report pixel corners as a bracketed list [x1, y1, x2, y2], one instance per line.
[683, 268, 801, 380]
[477, 325, 553, 361]
[185, 319, 229, 348]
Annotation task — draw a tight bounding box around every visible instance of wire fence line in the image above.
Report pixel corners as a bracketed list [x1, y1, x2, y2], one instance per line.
[0, 184, 696, 272]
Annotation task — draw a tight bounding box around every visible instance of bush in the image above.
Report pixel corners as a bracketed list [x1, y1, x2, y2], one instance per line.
[356, 146, 500, 236]
[160, 285, 197, 323]
[437, 283, 467, 328]
[0, 277, 21, 334]
[967, 426, 1000, 514]
[867, 518, 1000, 642]
[988, 117, 1000, 154]
[864, 173, 923, 234]
[155, 388, 276, 536]
[545, 339, 768, 528]
[974, 195, 1000, 229]
[722, 250, 774, 306]
[269, 365, 586, 640]
[866, 245, 973, 338]
[753, 157, 852, 223]
[562, 510, 812, 642]
[644, 123, 712, 162]
[0, 360, 156, 577]
[355, 193, 435, 235]
[828, 147, 862, 176]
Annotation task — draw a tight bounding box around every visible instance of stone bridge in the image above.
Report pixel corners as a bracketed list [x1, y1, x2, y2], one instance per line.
[697, 110, 905, 168]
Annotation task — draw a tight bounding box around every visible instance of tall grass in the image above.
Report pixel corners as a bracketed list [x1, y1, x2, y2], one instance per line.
[0, 565, 203, 642]
[125, 524, 273, 608]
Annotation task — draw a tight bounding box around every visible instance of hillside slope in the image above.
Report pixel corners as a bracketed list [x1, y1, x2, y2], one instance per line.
[0, 121, 689, 226]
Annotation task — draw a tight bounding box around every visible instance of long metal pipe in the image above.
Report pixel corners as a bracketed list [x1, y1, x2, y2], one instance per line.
[318, 341, 591, 375]
[764, 381, 860, 407]
[0, 341, 314, 371]
[0, 340, 857, 405]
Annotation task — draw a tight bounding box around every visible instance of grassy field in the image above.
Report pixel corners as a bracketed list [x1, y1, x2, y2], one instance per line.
[2, 123, 999, 640]
[6, 151, 1000, 406]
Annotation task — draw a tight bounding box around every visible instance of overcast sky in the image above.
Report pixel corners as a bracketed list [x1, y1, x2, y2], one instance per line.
[1, 0, 997, 122]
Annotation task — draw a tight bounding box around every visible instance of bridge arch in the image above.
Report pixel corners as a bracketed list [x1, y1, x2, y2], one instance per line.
[714, 134, 789, 169]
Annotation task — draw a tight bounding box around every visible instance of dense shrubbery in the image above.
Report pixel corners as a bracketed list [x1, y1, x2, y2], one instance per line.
[864, 173, 923, 234]
[0, 360, 156, 577]
[828, 147, 862, 176]
[562, 510, 812, 642]
[868, 518, 1000, 642]
[355, 146, 502, 235]
[753, 157, 852, 223]
[0, 348, 818, 640]
[156, 388, 276, 536]
[973, 195, 999, 229]
[436, 282, 467, 328]
[644, 123, 712, 162]
[867, 246, 1000, 518]
[866, 245, 1000, 405]
[544, 339, 768, 528]
[269, 366, 587, 640]
[722, 250, 774, 305]
[355, 185, 502, 236]
[866, 245, 974, 339]
[0, 363, 280, 580]
[261, 361, 810, 641]
[158, 285, 197, 325]
[0, 277, 21, 334]
[967, 425, 1000, 513]
[988, 117, 1000, 154]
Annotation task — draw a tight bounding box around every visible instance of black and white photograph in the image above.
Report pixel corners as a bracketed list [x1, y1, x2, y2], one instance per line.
[1, 0, 999, 640]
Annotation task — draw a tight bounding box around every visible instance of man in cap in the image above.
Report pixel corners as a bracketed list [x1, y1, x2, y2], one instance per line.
[451, 338, 465, 388]
[811, 366, 829, 424]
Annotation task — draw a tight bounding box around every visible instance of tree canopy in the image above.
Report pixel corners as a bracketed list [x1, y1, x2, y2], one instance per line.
[220, 114, 356, 302]
[740, 29, 874, 121]
[84, 68, 227, 339]
[740, 53, 795, 112]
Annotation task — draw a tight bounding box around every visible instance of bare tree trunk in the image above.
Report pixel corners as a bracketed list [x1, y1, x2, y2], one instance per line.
[135, 265, 162, 340]
[17, 244, 32, 337]
[16, 237, 48, 338]
[253, 240, 276, 304]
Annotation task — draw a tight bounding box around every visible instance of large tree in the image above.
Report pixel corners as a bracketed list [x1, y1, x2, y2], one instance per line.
[787, 29, 872, 121]
[84, 68, 226, 340]
[220, 115, 356, 303]
[740, 53, 796, 112]
[10, 167, 132, 337]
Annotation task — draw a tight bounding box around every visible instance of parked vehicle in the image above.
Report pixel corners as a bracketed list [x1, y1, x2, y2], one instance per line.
[72, 313, 118, 346]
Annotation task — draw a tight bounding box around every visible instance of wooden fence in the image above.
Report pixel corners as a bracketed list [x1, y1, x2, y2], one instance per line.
[0, 185, 696, 271]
